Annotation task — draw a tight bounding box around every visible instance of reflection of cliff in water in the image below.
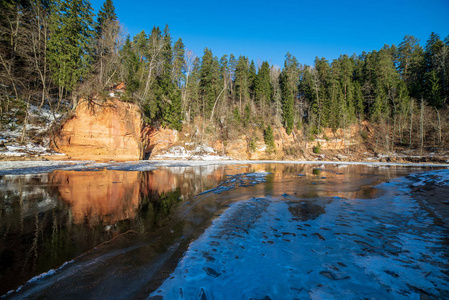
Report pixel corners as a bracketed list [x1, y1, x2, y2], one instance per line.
[0, 167, 226, 296]
[49, 166, 227, 226]
[50, 170, 141, 225]
[0, 164, 431, 297]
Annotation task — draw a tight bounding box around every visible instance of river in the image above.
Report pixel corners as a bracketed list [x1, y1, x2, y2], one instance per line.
[1, 163, 448, 299]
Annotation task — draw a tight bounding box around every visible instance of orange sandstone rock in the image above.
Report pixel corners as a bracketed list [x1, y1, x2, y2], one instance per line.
[53, 99, 151, 161]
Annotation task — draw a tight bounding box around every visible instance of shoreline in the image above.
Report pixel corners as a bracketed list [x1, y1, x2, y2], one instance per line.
[0, 159, 448, 176]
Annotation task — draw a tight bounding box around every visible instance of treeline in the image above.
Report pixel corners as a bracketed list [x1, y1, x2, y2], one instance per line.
[1, 0, 449, 152]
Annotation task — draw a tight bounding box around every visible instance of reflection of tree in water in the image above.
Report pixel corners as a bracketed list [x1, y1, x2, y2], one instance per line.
[0, 172, 183, 295]
[288, 202, 326, 221]
[313, 168, 322, 176]
[0, 176, 74, 295]
[137, 189, 182, 232]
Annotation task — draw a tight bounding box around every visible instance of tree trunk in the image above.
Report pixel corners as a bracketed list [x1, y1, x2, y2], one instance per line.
[419, 97, 424, 155]
[409, 98, 413, 148]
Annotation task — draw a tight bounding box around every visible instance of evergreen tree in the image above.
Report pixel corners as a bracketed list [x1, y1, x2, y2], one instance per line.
[228, 54, 237, 100]
[119, 34, 139, 93]
[92, 0, 119, 89]
[133, 30, 147, 62]
[234, 56, 249, 110]
[255, 61, 272, 108]
[313, 57, 331, 127]
[397, 35, 424, 98]
[264, 124, 275, 153]
[280, 52, 299, 134]
[47, 0, 95, 106]
[154, 25, 182, 129]
[427, 70, 442, 107]
[370, 46, 398, 121]
[329, 58, 344, 129]
[185, 55, 201, 119]
[248, 60, 257, 100]
[95, 0, 117, 37]
[424, 32, 444, 73]
[172, 38, 185, 88]
[338, 55, 356, 124]
[199, 48, 219, 116]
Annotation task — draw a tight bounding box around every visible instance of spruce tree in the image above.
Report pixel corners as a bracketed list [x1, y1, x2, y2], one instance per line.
[255, 61, 272, 108]
[47, 0, 95, 106]
[172, 38, 185, 88]
[154, 25, 182, 130]
[199, 48, 219, 116]
[95, 0, 117, 37]
[280, 53, 298, 135]
[399, 36, 424, 99]
[119, 34, 140, 93]
[264, 124, 275, 153]
[248, 60, 257, 100]
[234, 56, 249, 111]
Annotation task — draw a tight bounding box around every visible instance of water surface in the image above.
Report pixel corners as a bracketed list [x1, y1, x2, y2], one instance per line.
[1, 164, 448, 299]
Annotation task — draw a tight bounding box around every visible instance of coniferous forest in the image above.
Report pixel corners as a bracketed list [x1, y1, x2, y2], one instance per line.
[1, 0, 449, 156]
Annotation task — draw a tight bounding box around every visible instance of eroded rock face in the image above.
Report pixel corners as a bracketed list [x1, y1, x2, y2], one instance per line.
[53, 99, 151, 161]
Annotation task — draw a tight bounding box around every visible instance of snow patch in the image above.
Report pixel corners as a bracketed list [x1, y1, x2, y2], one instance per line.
[0, 104, 65, 158]
[153, 145, 232, 160]
[150, 178, 449, 299]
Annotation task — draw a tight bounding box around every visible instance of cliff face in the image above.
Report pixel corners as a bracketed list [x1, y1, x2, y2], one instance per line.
[53, 99, 151, 161]
[149, 121, 366, 161]
[51, 98, 366, 161]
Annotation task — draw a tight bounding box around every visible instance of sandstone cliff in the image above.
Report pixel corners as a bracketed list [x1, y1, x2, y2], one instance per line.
[52, 99, 151, 161]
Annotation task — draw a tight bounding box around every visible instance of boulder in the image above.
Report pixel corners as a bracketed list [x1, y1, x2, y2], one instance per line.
[52, 99, 151, 161]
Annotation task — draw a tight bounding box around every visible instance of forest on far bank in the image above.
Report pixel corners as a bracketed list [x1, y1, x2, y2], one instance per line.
[1, 0, 449, 155]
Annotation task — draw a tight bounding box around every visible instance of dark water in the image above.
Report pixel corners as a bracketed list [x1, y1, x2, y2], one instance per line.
[0, 164, 448, 299]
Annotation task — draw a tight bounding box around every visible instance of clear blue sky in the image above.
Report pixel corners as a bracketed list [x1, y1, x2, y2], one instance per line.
[91, 0, 449, 68]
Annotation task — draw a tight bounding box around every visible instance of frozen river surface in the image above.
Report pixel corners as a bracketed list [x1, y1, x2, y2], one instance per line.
[1, 163, 448, 299]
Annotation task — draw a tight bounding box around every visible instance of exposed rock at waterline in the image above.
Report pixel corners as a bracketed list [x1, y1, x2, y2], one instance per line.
[52, 99, 151, 161]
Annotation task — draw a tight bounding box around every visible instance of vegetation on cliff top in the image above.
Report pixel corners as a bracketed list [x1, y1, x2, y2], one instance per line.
[1, 0, 449, 156]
